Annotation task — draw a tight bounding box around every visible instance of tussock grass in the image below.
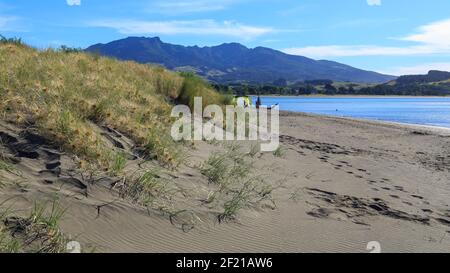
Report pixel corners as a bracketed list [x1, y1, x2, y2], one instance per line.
[0, 157, 13, 174]
[0, 199, 70, 253]
[273, 146, 285, 158]
[0, 35, 23, 46]
[0, 42, 227, 171]
[201, 143, 253, 185]
[219, 180, 253, 222]
[201, 144, 274, 221]
[118, 169, 168, 206]
[247, 143, 260, 158]
[109, 151, 127, 177]
[178, 72, 233, 109]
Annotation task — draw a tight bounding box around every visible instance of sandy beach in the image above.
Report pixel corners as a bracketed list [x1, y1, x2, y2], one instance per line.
[1, 112, 450, 253]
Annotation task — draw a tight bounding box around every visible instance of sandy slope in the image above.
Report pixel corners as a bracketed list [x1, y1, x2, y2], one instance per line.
[1, 112, 450, 253]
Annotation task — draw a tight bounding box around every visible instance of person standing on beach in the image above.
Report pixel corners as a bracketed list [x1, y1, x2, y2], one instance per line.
[256, 96, 262, 109]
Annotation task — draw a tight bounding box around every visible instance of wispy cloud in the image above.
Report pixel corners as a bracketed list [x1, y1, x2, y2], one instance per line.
[148, 0, 235, 14]
[0, 15, 20, 32]
[283, 45, 437, 58]
[367, 0, 381, 6]
[88, 19, 274, 39]
[380, 62, 450, 76]
[283, 18, 450, 58]
[400, 18, 450, 47]
[66, 0, 81, 6]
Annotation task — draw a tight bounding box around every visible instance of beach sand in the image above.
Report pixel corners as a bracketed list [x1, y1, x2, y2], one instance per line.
[1, 112, 450, 253]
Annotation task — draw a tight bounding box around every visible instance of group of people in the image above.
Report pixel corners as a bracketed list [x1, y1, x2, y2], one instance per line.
[232, 96, 279, 110]
[232, 96, 263, 109]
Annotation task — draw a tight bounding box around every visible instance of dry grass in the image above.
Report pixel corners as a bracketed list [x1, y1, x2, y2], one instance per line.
[0, 42, 226, 171]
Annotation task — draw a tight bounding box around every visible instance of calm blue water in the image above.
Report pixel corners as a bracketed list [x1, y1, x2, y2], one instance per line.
[252, 97, 450, 128]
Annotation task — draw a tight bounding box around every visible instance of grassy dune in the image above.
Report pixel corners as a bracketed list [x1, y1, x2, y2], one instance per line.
[0, 41, 225, 170]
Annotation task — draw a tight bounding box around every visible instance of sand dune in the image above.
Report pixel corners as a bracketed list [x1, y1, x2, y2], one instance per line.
[1, 112, 450, 253]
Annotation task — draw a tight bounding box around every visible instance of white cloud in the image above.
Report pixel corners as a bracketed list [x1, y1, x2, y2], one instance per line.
[379, 62, 450, 76]
[283, 18, 450, 58]
[88, 19, 273, 39]
[283, 45, 440, 58]
[66, 0, 81, 6]
[151, 0, 234, 14]
[0, 16, 19, 31]
[401, 18, 450, 47]
[367, 0, 381, 6]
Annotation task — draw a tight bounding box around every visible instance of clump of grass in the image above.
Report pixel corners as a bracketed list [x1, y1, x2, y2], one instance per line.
[0, 231, 20, 253]
[201, 144, 274, 222]
[218, 176, 274, 222]
[119, 169, 168, 206]
[109, 151, 127, 176]
[218, 180, 253, 223]
[201, 143, 253, 186]
[0, 35, 24, 46]
[0, 201, 20, 253]
[273, 146, 285, 158]
[0, 199, 70, 253]
[247, 143, 260, 158]
[0, 158, 14, 174]
[201, 153, 229, 184]
[58, 45, 82, 54]
[178, 72, 231, 109]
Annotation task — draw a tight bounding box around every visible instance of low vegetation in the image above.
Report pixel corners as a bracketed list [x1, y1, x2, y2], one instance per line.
[118, 168, 169, 206]
[0, 199, 70, 253]
[213, 71, 450, 96]
[0, 40, 227, 172]
[273, 146, 285, 158]
[178, 72, 232, 108]
[201, 144, 274, 222]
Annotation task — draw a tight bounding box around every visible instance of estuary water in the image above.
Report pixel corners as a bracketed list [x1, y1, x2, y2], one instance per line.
[252, 96, 450, 128]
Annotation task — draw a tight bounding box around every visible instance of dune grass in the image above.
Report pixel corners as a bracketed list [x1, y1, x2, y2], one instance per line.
[0, 158, 13, 174]
[273, 146, 285, 158]
[118, 168, 169, 207]
[201, 144, 274, 221]
[0, 199, 69, 253]
[177, 72, 233, 109]
[0, 41, 227, 171]
[201, 143, 253, 186]
[109, 151, 127, 177]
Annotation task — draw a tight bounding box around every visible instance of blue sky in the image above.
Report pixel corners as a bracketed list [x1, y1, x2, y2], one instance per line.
[1, 0, 450, 75]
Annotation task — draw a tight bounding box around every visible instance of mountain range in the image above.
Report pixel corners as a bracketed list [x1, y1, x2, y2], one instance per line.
[86, 37, 396, 84]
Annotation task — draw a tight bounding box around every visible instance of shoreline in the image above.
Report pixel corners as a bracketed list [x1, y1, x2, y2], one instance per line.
[251, 94, 450, 99]
[249, 96, 450, 133]
[279, 110, 450, 134]
[2, 108, 450, 252]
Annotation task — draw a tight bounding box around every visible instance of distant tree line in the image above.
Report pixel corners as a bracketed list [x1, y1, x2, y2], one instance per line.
[212, 83, 360, 96]
[212, 78, 450, 96]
